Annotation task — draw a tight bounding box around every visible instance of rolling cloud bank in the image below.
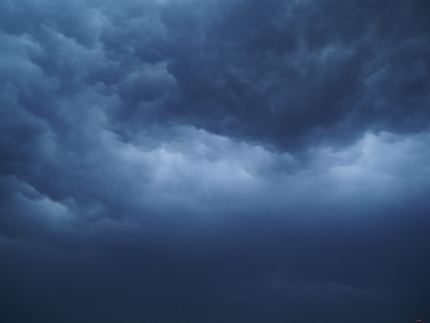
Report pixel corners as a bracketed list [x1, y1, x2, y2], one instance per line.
[1, 0, 430, 322]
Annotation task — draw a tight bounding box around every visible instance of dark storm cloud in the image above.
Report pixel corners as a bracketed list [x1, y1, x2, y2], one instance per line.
[1, 0, 430, 322]
[158, 0, 430, 148]
[2, 0, 429, 147]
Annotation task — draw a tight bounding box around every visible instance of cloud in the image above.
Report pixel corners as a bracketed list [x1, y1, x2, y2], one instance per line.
[1, 0, 430, 322]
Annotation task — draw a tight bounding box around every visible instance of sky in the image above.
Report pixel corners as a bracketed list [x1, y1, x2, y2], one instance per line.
[0, 0, 430, 322]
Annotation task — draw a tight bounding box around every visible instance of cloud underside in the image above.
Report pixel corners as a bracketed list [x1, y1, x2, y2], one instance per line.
[1, 0, 430, 322]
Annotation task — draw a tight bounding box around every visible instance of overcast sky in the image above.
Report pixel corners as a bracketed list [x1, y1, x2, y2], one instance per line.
[1, 0, 430, 322]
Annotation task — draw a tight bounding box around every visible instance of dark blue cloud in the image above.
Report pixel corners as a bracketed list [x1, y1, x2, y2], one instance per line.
[1, 0, 430, 322]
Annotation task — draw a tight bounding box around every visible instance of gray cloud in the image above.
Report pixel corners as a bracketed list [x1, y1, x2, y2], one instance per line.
[1, 0, 430, 322]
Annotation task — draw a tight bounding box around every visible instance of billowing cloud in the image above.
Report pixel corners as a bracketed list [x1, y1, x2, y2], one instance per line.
[1, 0, 429, 322]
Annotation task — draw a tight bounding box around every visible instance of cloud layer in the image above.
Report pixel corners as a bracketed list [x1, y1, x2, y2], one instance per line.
[1, 0, 430, 322]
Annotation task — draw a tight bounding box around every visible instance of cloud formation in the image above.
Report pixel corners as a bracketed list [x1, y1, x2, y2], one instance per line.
[1, 0, 430, 322]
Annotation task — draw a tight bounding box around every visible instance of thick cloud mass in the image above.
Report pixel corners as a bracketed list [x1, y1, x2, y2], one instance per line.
[1, 0, 430, 322]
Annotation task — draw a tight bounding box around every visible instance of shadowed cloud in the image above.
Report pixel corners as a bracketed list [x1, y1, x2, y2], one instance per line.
[1, 0, 430, 322]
